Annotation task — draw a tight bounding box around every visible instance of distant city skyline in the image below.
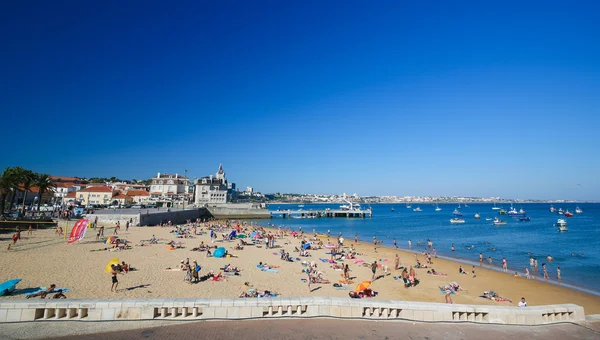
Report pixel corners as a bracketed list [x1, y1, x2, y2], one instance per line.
[1, 2, 598, 200]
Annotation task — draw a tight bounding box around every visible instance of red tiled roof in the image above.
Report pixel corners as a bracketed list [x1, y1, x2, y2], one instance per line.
[112, 193, 131, 199]
[79, 186, 113, 193]
[51, 176, 84, 182]
[66, 192, 76, 198]
[127, 190, 150, 196]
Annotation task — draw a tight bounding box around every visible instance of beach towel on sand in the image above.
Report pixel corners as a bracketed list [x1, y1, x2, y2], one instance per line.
[261, 269, 278, 273]
[24, 287, 71, 297]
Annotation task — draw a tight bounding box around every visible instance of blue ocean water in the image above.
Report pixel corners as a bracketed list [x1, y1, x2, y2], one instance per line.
[259, 203, 600, 294]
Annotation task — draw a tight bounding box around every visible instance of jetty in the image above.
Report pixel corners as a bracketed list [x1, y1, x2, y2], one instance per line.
[271, 202, 372, 219]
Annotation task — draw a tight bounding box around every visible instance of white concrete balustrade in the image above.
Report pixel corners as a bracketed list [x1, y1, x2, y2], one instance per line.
[0, 297, 585, 325]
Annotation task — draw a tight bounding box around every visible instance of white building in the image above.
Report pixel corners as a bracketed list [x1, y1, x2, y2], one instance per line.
[194, 164, 236, 205]
[149, 173, 190, 202]
[246, 186, 253, 194]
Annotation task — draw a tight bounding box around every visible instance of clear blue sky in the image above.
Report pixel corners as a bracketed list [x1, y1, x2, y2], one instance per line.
[1, 1, 599, 200]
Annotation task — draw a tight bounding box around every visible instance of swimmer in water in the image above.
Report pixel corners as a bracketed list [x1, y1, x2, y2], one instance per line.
[547, 255, 553, 262]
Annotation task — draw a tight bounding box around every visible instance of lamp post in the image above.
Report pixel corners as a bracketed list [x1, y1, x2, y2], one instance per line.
[184, 169, 188, 209]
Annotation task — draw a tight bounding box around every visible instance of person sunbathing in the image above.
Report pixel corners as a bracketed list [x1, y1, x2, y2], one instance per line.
[483, 291, 512, 303]
[224, 264, 241, 273]
[52, 289, 67, 299]
[258, 262, 279, 269]
[26, 284, 56, 299]
[234, 243, 244, 251]
[427, 269, 448, 276]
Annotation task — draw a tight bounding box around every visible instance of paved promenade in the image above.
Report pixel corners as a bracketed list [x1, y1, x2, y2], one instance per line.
[2, 319, 598, 340]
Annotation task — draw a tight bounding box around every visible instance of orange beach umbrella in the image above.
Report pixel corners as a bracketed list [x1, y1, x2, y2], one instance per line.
[105, 258, 119, 273]
[355, 280, 371, 293]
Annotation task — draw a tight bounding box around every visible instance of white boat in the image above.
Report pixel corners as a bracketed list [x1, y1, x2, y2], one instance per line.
[413, 207, 422, 212]
[452, 209, 463, 217]
[474, 213, 480, 219]
[492, 202, 500, 210]
[435, 204, 442, 211]
[556, 219, 567, 227]
[340, 200, 363, 212]
[549, 205, 556, 213]
[575, 206, 583, 214]
[493, 217, 507, 226]
[558, 225, 568, 232]
[485, 218, 493, 221]
[450, 218, 465, 224]
[557, 208, 564, 215]
[406, 204, 412, 209]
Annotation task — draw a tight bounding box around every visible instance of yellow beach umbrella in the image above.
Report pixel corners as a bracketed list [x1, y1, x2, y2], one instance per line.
[105, 258, 119, 273]
[355, 280, 371, 293]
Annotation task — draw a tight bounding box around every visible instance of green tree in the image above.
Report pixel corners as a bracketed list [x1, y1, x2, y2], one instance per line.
[0, 167, 18, 216]
[7, 166, 26, 212]
[33, 173, 56, 211]
[20, 169, 36, 211]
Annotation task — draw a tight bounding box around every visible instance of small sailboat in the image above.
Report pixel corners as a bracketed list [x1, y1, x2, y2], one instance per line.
[435, 204, 442, 212]
[493, 217, 507, 226]
[549, 205, 556, 213]
[452, 209, 463, 217]
[575, 206, 583, 214]
[485, 217, 493, 221]
[413, 207, 422, 212]
[564, 210, 573, 217]
[492, 202, 500, 210]
[557, 208, 564, 215]
[474, 213, 480, 219]
[450, 218, 465, 224]
[391, 207, 395, 212]
[406, 204, 412, 209]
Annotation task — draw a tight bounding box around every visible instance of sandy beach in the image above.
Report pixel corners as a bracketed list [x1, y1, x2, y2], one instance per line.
[1, 220, 599, 314]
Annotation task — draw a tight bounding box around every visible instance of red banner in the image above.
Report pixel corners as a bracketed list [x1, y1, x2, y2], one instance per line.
[68, 219, 89, 244]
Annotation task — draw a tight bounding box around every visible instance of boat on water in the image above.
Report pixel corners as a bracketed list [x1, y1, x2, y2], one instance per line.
[558, 225, 568, 232]
[498, 209, 506, 215]
[519, 217, 531, 222]
[474, 213, 480, 219]
[556, 219, 568, 231]
[575, 206, 583, 214]
[391, 207, 394, 212]
[557, 208, 564, 215]
[492, 202, 500, 210]
[406, 204, 412, 209]
[450, 218, 465, 224]
[435, 204, 442, 212]
[413, 207, 422, 212]
[549, 205, 556, 213]
[507, 207, 526, 217]
[564, 210, 573, 217]
[493, 217, 507, 226]
[340, 200, 363, 212]
[298, 204, 304, 208]
[485, 217, 493, 221]
[452, 209, 463, 217]
[464, 204, 469, 208]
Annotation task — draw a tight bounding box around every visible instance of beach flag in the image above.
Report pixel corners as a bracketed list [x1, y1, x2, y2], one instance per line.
[67, 219, 89, 244]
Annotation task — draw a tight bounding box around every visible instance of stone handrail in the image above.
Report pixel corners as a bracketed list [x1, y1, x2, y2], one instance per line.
[0, 297, 585, 325]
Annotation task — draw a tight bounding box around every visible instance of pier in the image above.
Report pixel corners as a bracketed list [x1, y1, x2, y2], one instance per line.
[270, 208, 372, 219]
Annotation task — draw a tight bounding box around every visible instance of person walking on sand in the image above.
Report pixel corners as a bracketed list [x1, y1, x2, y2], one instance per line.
[542, 263, 549, 280]
[371, 261, 377, 280]
[525, 267, 530, 279]
[27, 225, 33, 236]
[111, 264, 123, 292]
[7, 233, 18, 250]
[502, 258, 508, 272]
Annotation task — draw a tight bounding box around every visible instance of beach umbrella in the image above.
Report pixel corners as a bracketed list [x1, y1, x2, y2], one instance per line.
[355, 280, 371, 293]
[214, 247, 226, 258]
[303, 243, 311, 249]
[0, 278, 22, 296]
[250, 231, 257, 238]
[105, 236, 116, 244]
[105, 258, 120, 273]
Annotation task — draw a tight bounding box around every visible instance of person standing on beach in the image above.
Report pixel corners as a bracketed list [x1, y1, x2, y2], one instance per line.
[472, 266, 476, 278]
[371, 261, 377, 280]
[452, 244, 455, 252]
[525, 267, 530, 279]
[394, 254, 400, 270]
[27, 225, 33, 236]
[557, 267, 561, 281]
[479, 253, 483, 266]
[408, 240, 412, 249]
[394, 238, 397, 249]
[502, 258, 508, 272]
[354, 234, 358, 244]
[111, 265, 123, 292]
[373, 237, 378, 253]
[488, 256, 493, 267]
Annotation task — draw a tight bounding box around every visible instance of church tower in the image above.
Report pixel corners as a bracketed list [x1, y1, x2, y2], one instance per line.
[216, 163, 226, 182]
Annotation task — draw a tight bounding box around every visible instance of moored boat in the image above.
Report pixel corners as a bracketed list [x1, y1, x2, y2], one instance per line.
[492, 202, 500, 210]
[519, 217, 531, 222]
[452, 209, 463, 217]
[549, 205, 556, 213]
[575, 206, 582, 214]
[450, 218, 465, 224]
[557, 208, 564, 215]
[556, 219, 568, 231]
[493, 217, 507, 226]
[498, 209, 506, 215]
[474, 213, 480, 219]
[558, 225, 568, 232]
[413, 207, 422, 212]
[564, 210, 573, 217]
[435, 204, 442, 212]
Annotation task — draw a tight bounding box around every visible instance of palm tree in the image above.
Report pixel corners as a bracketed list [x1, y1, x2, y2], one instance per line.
[33, 173, 56, 212]
[20, 169, 36, 212]
[6, 166, 26, 213]
[0, 167, 17, 216]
